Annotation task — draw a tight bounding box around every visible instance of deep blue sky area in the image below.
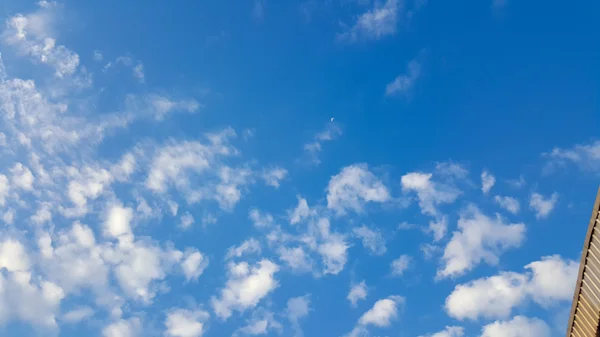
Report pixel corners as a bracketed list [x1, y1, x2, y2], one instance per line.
[0, 1, 598, 337]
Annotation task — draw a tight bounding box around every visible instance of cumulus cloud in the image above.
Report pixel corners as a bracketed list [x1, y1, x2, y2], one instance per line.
[181, 249, 208, 282]
[164, 308, 209, 337]
[480, 316, 551, 337]
[327, 164, 390, 215]
[61, 306, 95, 324]
[347, 281, 368, 307]
[438, 205, 525, 278]
[481, 170, 496, 194]
[103, 318, 141, 337]
[237, 310, 281, 336]
[358, 295, 404, 327]
[352, 225, 386, 255]
[261, 167, 287, 188]
[529, 192, 558, 219]
[390, 255, 411, 276]
[418, 326, 464, 337]
[288, 197, 314, 225]
[249, 208, 275, 228]
[543, 140, 600, 175]
[445, 255, 578, 321]
[211, 260, 279, 320]
[494, 195, 520, 214]
[226, 238, 261, 260]
[286, 295, 311, 337]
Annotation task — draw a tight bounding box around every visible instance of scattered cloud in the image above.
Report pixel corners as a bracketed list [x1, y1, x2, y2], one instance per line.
[347, 281, 368, 307]
[481, 170, 496, 194]
[347, 295, 404, 337]
[543, 140, 600, 174]
[164, 308, 209, 337]
[445, 255, 578, 320]
[386, 56, 421, 96]
[102, 318, 141, 337]
[338, 0, 400, 42]
[390, 255, 411, 276]
[327, 164, 390, 215]
[261, 167, 288, 188]
[211, 260, 279, 320]
[438, 205, 525, 278]
[286, 295, 311, 337]
[226, 238, 261, 260]
[303, 122, 342, 165]
[352, 225, 387, 255]
[529, 192, 558, 219]
[418, 326, 464, 337]
[494, 195, 520, 214]
[480, 316, 551, 337]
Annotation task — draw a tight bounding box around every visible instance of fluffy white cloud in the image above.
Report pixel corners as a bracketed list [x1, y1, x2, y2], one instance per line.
[338, 0, 399, 42]
[180, 212, 195, 230]
[438, 206, 525, 278]
[226, 238, 261, 260]
[352, 225, 386, 255]
[494, 196, 520, 214]
[386, 57, 421, 96]
[261, 167, 287, 188]
[390, 255, 411, 277]
[211, 260, 279, 320]
[164, 308, 209, 337]
[249, 208, 275, 228]
[277, 246, 313, 273]
[480, 316, 551, 337]
[181, 249, 208, 282]
[10, 162, 34, 190]
[543, 140, 600, 174]
[105, 204, 134, 241]
[529, 192, 558, 219]
[287, 295, 310, 337]
[481, 170, 495, 194]
[401, 170, 462, 217]
[358, 296, 404, 327]
[327, 164, 390, 215]
[103, 318, 141, 337]
[347, 281, 368, 307]
[418, 326, 464, 337]
[317, 232, 349, 275]
[288, 197, 314, 225]
[238, 310, 281, 335]
[445, 255, 578, 320]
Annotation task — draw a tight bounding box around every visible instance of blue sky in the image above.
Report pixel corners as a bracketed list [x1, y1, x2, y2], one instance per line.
[0, 0, 598, 337]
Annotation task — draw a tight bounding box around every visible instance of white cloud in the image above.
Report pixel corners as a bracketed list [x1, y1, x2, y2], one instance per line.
[481, 170, 495, 194]
[249, 208, 275, 228]
[480, 316, 551, 337]
[277, 246, 313, 273]
[386, 57, 421, 96]
[494, 196, 520, 214]
[352, 225, 386, 255]
[133, 63, 144, 83]
[211, 260, 279, 320]
[327, 164, 390, 215]
[10, 162, 34, 190]
[338, 0, 400, 42]
[529, 192, 558, 219]
[93, 50, 103, 61]
[139, 94, 200, 121]
[358, 295, 404, 327]
[103, 318, 141, 337]
[61, 306, 95, 324]
[261, 167, 287, 188]
[181, 249, 208, 282]
[428, 216, 448, 242]
[238, 310, 282, 335]
[104, 204, 134, 241]
[287, 295, 310, 337]
[0, 175, 9, 206]
[445, 272, 528, 320]
[303, 122, 341, 165]
[390, 255, 411, 276]
[543, 140, 600, 174]
[289, 197, 314, 225]
[418, 326, 464, 337]
[347, 281, 368, 307]
[165, 308, 209, 337]
[317, 232, 349, 275]
[401, 169, 463, 217]
[445, 255, 578, 321]
[180, 212, 195, 230]
[2, 5, 80, 77]
[438, 206, 525, 278]
[226, 238, 261, 260]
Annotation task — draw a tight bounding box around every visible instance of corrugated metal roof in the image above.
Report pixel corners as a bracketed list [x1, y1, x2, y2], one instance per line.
[567, 186, 600, 337]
